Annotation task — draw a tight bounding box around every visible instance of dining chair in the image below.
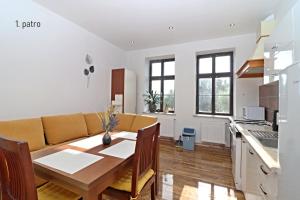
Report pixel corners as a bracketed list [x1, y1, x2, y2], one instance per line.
[0, 136, 81, 200]
[103, 122, 160, 200]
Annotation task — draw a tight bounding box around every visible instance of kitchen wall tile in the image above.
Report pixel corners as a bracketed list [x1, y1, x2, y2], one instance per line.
[259, 81, 279, 122]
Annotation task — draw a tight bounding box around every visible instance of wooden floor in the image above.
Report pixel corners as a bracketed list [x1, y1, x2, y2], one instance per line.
[105, 139, 245, 200]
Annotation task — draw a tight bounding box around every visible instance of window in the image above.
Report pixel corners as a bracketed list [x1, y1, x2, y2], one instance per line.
[149, 58, 175, 112]
[196, 52, 233, 115]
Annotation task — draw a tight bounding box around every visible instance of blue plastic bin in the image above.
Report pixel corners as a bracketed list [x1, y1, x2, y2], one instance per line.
[182, 128, 196, 151]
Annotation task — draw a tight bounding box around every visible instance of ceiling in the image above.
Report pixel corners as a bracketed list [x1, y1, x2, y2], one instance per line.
[34, 0, 280, 50]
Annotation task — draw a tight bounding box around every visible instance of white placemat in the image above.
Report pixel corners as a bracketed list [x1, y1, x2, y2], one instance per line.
[98, 140, 136, 159]
[34, 149, 103, 174]
[112, 131, 137, 140]
[69, 135, 103, 149]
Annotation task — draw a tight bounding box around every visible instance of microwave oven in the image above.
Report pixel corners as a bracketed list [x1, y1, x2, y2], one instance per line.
[242, 106, 265, 120]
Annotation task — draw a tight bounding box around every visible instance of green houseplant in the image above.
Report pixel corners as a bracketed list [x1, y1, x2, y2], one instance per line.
[143, 90, 160, 113]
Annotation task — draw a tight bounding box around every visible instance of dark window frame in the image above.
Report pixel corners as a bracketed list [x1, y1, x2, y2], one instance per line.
[196, 52, 234, 116]
[149, 58, 175, 113]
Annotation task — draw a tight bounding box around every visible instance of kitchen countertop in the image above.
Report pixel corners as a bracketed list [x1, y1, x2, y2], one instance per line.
[228, 117, 280, 173]
[188, 114, 280, 172]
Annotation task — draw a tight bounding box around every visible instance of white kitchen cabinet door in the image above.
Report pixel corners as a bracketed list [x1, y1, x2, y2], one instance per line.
[245, 145, 261, 195]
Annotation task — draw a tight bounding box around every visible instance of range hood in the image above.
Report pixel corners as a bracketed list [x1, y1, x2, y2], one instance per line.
[237, 18, 275, 78]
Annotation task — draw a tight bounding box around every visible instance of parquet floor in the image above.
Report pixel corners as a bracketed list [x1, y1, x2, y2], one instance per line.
[105, 139, 245, 200]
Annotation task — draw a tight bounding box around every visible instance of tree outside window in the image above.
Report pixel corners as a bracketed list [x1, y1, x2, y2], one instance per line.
[196, 52, 233, 115]
[149, 59, 175, 113]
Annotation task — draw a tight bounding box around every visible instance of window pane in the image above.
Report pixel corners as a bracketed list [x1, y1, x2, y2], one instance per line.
[164, 95, 175, 112]
[151, 80, 161, 111]
[199, 57, 212, 74]
[215, 95, 230, 113]
[151, 62, 161, 76]
[164, 61, 175, 76]
[216, 56, 231, 73]
[198, 78, 212, 112]
[164, 80, 174, 95]
[164, 80, 175, 112]
[215, 77, 230, 95]
[198, 95, 212, 112]
[151, 80, 161, 95]
[198, 78, 212, 95]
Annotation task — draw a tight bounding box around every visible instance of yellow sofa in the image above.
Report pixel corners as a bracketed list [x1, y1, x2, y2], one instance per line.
[0, 112, 157, 187]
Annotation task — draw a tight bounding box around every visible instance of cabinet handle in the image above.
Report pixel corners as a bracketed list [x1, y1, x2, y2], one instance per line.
[259, 184, 268, 196]
[260, 165, 269, 175]
[249, 149, 254, 155]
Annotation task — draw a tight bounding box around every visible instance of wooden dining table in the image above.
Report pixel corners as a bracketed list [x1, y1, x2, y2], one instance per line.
[31, 133, 135, 200]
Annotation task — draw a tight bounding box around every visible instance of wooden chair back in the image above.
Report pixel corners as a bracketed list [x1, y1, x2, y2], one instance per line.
[0, 137, 38, 200]
[131, 122, 160, 197]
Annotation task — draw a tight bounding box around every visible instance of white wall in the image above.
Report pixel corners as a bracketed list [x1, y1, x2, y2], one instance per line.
[126, 34, 263, 143]
[0, 0, 125, 120]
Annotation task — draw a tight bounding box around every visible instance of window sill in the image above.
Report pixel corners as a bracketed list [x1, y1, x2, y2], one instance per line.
[193, 114, 232, 120]
[143, 112, 176, 116]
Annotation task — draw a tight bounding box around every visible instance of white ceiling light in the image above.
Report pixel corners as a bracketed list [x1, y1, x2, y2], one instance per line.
[129, 40, 135, 45]
[229, 23, 236, 28]
[168, 26, 174, 31]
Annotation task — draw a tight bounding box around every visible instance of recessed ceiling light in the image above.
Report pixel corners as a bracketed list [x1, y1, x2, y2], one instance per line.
[229, 23, 236, 28]
[168, 26, 174, 31]
[129, 41, 135, 45]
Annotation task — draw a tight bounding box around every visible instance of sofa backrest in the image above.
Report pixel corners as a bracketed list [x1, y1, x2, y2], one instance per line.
[130, 115, 158, 132]
[42, 113, 88, 145]
[0, 118, 46, 151]
[114, 113, 136, 131]
[0, 112, 157, 151]
[84, 113, 105, 136]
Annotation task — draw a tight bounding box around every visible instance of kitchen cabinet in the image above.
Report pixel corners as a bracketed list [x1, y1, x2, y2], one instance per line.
[111, 68, 136, 113]
[264, 0, 299, 84]
[245, 144, 262, 199]
[242, 139, 278, 200]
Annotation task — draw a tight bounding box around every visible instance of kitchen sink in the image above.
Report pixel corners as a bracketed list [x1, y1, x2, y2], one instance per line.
[256, 137, 278, 148]
[247, 129, 278, 149]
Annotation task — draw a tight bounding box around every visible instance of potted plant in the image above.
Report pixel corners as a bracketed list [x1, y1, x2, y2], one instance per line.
[143, 90, 160, 113]
[99, 105, 119, 145]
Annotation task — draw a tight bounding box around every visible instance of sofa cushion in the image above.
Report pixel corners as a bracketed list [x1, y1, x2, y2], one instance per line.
[0, 118, 46, 151]
[84, 113, 104, 136]
[130, 115, 157, 132]
[114, 113, 136, 131]
[42, 113, 88, 145]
